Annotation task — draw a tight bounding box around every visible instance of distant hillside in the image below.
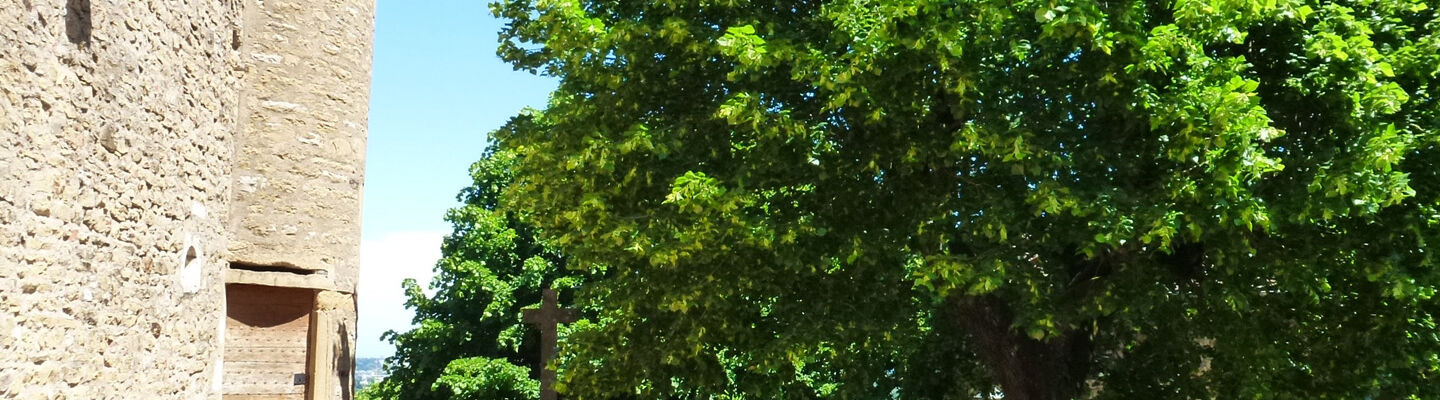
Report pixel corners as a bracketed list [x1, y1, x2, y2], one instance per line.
[355, 357, 387, 391]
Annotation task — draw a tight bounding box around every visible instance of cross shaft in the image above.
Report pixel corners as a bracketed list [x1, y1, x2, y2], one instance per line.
[522, 289, 578, 400]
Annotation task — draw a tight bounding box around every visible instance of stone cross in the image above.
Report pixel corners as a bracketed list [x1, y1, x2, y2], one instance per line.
[523, 288, 579, 400]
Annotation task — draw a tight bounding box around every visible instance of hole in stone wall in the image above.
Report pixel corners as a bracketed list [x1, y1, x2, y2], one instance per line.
[65, 0, 91, 45]
[179, 243, 205, 294]
[184, 246, 198, 267]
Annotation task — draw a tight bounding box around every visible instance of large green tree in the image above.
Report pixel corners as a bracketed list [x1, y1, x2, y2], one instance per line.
[492, 0, 1439, 398]
[361, 147, 587, 400]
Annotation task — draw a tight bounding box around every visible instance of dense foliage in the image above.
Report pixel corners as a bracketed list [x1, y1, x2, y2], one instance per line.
[359, 148, 586, 400]
[491, 0, 1440, 398]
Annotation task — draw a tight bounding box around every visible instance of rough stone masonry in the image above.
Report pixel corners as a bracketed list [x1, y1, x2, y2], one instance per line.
[0, 0, 373, 398]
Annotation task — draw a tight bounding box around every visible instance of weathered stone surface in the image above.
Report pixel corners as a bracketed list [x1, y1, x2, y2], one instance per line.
[229, 0, 372, 294]
[0, 0, 372, 398]
[225, 268, 336, 292]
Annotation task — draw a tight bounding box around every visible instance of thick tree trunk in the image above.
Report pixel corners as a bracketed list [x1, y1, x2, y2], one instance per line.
[949, 295, 1091, 400]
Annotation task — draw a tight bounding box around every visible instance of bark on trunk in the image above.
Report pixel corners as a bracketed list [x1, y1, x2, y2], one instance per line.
[949, 295, 1091, 400]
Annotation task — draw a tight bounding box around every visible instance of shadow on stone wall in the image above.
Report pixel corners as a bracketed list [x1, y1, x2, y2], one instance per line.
[337, 321, 354, 400]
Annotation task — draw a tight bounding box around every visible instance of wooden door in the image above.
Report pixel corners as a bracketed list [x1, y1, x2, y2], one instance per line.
[224, 284, 314, 400]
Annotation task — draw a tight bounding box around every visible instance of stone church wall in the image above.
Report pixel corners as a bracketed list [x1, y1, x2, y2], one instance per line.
[0, 0, 371, 398]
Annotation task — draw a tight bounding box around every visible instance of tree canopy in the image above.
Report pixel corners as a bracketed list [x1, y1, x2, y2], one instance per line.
[491, 0, 1438, 398]
[360, 148, 587, 400]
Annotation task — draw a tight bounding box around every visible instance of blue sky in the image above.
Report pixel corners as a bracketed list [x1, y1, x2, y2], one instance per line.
[357, 0, 556, 359]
